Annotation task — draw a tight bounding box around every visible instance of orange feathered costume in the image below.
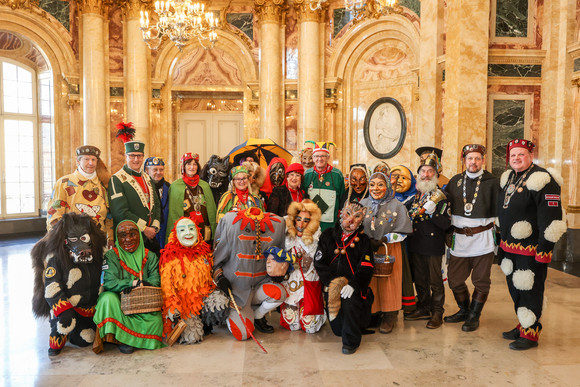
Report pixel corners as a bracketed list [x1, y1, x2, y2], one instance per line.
[159, 219, 214, 337]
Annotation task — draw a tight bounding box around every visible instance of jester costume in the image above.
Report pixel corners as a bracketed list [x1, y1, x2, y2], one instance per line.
[302, 166, 345, 232]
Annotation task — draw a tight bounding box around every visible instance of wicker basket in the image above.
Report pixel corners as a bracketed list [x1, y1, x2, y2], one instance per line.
[121, 280, 163, 315]
[373, 243, 394, 278]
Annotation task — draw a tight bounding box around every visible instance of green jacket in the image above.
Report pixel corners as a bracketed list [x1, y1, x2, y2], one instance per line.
[103, 248, 161, 293]
[108, 165, 161, 232]
[165, 178, 216, 242]
[301, 167, 345, 231]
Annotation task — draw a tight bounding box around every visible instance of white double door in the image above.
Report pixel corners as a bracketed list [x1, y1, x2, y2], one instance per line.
[178, 112, 244, 164]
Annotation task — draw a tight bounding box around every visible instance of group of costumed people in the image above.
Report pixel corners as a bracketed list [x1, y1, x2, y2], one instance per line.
[32, 124, 567, 356]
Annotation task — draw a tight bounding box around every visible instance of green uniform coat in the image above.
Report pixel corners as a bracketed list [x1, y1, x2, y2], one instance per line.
[301, 167, 346, 231]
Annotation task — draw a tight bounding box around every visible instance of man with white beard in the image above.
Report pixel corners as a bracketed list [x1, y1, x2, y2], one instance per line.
[404, 147, 451, 329]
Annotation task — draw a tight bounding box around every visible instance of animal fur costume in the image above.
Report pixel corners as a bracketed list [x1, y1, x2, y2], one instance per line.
[199, 154, 231, 206]
[32, 213, 106, 355]
[242, 161, 266, 196]
[160, 218, 229, 343]
[281, 200, 326, 333]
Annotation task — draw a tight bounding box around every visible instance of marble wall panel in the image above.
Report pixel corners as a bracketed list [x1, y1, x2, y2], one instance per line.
[285, 102, 297, 151]
[226, 5, 259, 62]
[25, 46, 48, 71]
[69, 1, 79, 58]
[400, 0, 421, 17]
[574, 58, 580, 73]
[227, 13, 253, 41]
[0, 31, 23, 50]
[110, 101, 125, 172]
[491, 99, 525, 177]
[333, 9, 352, 38]
[495, 0, 528, 38]
[108, 7, 123, 77]
[110, 87, 124, 97]
[488, 64, 541, 77]
[354, 47, 411, 82]
[172, 47, 242, 86]
[39, 0, 70, 30]
[491, 0, 543, 49]
[285, 8, 298, 80]
[576, 0, 580, 41]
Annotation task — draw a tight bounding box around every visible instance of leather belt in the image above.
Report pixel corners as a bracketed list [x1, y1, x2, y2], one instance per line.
[453, 223, 494, 237]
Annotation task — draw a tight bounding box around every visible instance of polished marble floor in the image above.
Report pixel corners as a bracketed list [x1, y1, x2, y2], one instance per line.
[2, 236, 580, 387]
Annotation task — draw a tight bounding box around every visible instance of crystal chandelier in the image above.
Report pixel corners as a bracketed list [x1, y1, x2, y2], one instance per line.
[344, 0, 400, 18]
[140, 1, 219, 51]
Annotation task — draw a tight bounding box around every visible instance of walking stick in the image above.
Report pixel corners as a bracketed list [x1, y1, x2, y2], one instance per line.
[228, 289, 268, 354]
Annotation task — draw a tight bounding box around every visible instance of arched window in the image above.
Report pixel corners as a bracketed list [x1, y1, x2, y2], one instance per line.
[0, 58, 54, 219]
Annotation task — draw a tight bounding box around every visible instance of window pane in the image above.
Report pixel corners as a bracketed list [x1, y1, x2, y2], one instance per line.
[4, 119, 36, 215]
[17, 67, 32, 83]
[3, 62, 17, 80]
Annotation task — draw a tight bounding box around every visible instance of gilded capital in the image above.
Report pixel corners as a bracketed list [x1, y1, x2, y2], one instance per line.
[76, 0, 105, 15]
[254, 0, 286, 24]
[294, 0, 326, 23]
[123, 0, 148, 19]
[0, 0, 38, 10]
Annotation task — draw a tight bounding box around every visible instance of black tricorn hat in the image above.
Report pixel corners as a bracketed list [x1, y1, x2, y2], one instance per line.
[415, 146, 443, 159]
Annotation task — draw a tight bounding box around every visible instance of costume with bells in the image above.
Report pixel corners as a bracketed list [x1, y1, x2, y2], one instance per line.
[166, 153, 216, 243]
[498, 139, 566, 349]
[301, 141, 346, 232]
[314, 202, 374, 354]
[160, 217, 229, 344]
[281, 200, 326, 333]
[213, 207, 287, 340]
[443, 144, 500, 332]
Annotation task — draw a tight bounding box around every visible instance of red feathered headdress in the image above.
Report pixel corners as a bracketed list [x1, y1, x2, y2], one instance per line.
[116, 121, 136, 143]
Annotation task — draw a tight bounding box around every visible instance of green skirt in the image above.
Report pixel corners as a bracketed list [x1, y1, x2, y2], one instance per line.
[94, 291, 164, 350]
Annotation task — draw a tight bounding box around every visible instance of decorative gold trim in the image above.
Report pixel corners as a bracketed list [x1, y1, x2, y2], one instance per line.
[0, 0, 38, 10]
[254, 0, 286, 24]
[220, 3, 254, 52]
[75, 0, 106, 15]
[568, 205, 580, 214]
[122, 0, 147, 19]
[151, 101, 163, 111]
[294, 0, 326, 23]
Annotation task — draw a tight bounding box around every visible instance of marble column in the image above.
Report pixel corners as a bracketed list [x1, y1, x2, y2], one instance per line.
[418, 0, 443, 150]
[255, 0, 286, 144]
[125, 0, 151, 149]
[442, 0, 490, 176]
[80, 0, 108, 162]
[295, 0, 325, 147]
[569, 81, 580, 229]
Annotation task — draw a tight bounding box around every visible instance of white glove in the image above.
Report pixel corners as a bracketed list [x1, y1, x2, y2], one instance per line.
[384, 233, 407, 243]
[423, 200, 436, 215]
[340, 284, 355, 299]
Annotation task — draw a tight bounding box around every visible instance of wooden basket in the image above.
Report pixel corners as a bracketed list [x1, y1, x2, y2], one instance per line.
[121, 273, 163, 315]
[373, 243, 394, 278]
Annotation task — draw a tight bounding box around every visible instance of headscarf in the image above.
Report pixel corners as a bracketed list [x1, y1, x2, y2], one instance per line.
[260, 157, 288, 197]
[393, 165, 417, 203]
[114, 220, 145, 276]
[230, 166, 250, 203]
[367, 172, 394, 216]
[346, 164, 369, 204]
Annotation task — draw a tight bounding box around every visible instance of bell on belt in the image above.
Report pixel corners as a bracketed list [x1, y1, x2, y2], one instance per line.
[350, 243, 355, 248]
[340, 249, 346, 255]
[334, 249, 339, 255]
[354, 237, 360, 242]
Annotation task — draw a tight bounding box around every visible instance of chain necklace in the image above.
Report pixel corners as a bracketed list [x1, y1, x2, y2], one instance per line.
[462, 172, 482, 216]
[502, 166, 532, 209]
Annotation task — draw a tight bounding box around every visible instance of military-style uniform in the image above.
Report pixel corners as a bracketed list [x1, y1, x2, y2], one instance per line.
[498, 164, 566, 342]
[302, 167, 345, 232]
[108, 165, 161, 251]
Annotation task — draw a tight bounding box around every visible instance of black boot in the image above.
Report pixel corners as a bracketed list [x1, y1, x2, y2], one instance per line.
[444, 299, 470, 323]
[509, 337, 538, 350]
[462, 300, 484, 332]
[254, 316, 274, 334]
[502, 326, 520, 340]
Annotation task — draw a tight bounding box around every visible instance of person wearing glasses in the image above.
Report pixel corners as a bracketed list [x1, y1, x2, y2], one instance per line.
[301, 142, 345, 232]
[109, 126, 161, 255]
[216, 166, 264, 223]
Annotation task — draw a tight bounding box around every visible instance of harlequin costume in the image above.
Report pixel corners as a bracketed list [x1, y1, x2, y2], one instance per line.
[47, 145, 113, 243]
[281, 200, 326, 333]
[213, 208, 287, 340]
[166, 153, 216, 242]
[443, 144, 500, 331]
[160, 218, 228, 343]
[301, 142, 346, 232]
[145, 156, 171, 249]
[216, 166, 264, 223]
[93, 221, 164, 351]
[360, 172, 413, 333]
[497, 139, 566, 348]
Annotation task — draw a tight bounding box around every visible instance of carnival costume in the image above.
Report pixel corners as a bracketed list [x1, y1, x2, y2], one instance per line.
[216, 166, 264, 223]
[360, 172, 412, 332]
[145, 156, 170, 249]
[160, 217, 228, 344]
[166, 153, 216, 243]
[340, 163, 369, 208]
[267, 163, 308, 217]
[281, 200, 326, 333]
[213, 208, 287, 340]
[93, 221, 164, 351]
[498, 139, 566, 348]
[32, 213, 106, 356]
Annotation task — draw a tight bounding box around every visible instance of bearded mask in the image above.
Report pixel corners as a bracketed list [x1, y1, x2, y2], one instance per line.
[175, 218, 198, 247]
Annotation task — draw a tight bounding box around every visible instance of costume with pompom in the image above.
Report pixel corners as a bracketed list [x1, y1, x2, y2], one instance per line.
[160, 219, 228, 343]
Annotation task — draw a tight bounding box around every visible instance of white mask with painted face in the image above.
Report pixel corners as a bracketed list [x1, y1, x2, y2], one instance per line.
[175, 218, 198, 247]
